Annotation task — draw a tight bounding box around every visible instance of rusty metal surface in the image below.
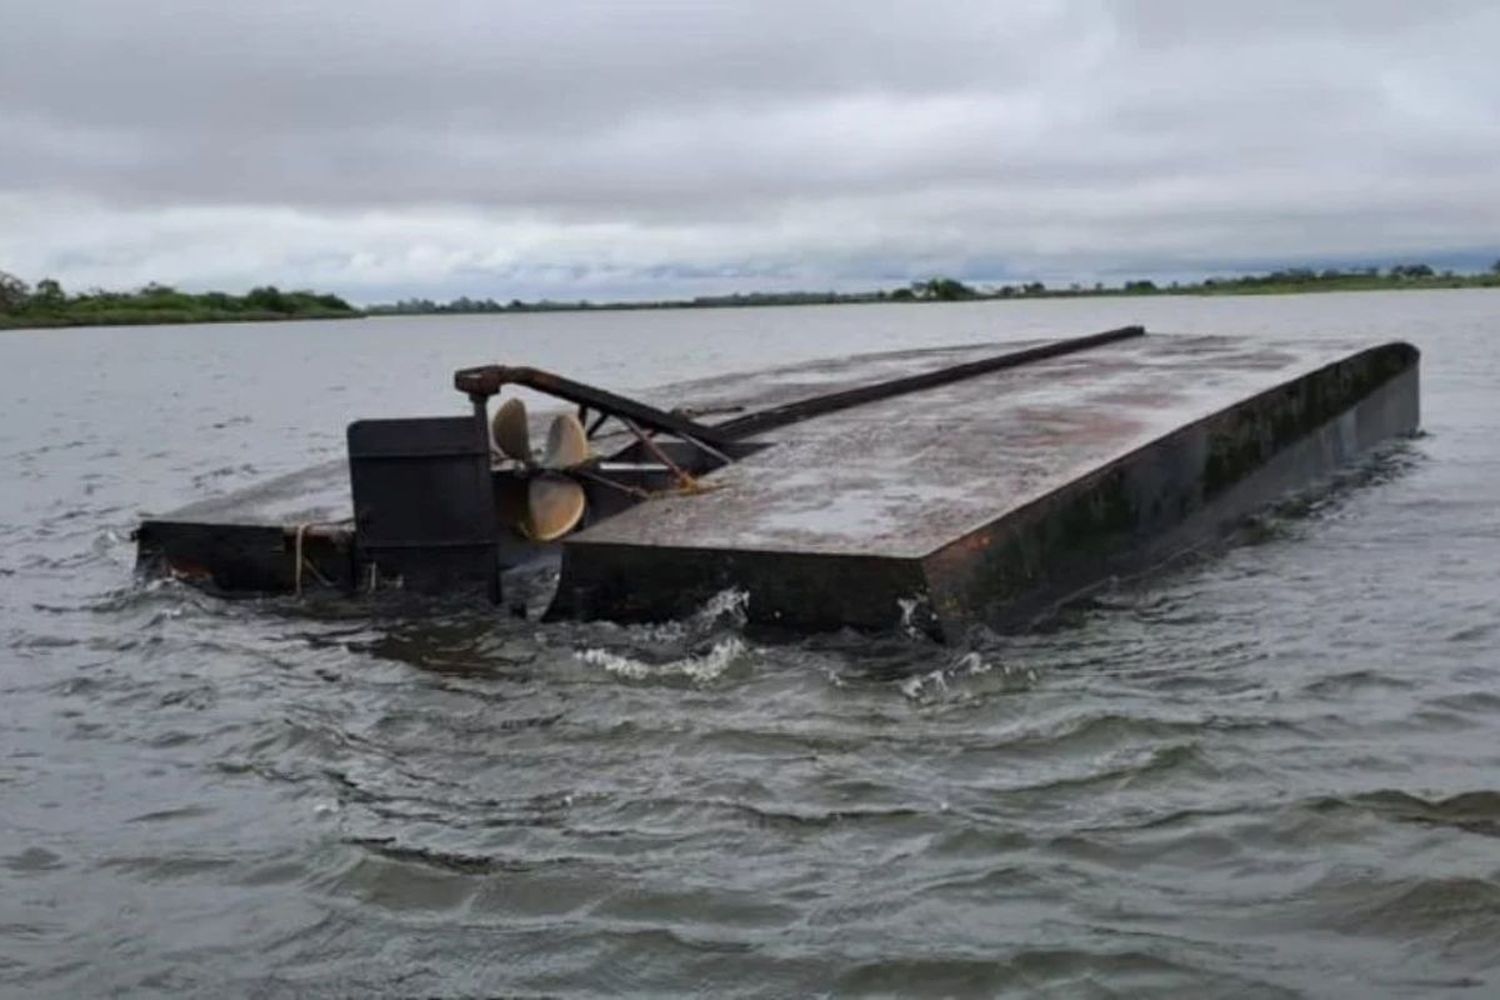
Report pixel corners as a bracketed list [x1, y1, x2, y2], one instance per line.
[712, 325, 1143, 438]
[558, 335, 1420, 634]
[133, 520, 355, 594]
[137, 332, 1419, 631]
[918, 350, 1420, 636]
[567, 335, 1409, 559]
[140, 341, 1064, 530]
[134, 342, 1040, 594]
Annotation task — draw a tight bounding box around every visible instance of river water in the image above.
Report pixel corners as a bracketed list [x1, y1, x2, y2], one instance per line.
[2, 291, 1498, 997]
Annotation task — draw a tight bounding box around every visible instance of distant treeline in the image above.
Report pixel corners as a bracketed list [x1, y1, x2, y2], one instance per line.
[369, 260, 1500, 315]
[0, 271, 360, 329]
[5, 259, 1498, 330]
[366, 289, 874, 315]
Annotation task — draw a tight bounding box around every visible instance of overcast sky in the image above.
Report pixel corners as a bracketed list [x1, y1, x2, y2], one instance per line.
[2, 0, 1497, 302]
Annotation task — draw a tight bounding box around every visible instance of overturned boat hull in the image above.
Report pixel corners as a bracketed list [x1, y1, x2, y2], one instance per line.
[135, 329, 1420, 638]
[553, 337, 1418, 637]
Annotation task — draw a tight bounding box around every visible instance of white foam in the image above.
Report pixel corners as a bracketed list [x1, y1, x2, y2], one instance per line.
[899, 668, 949, 700]
[694, 587, 750, 626]
[607, 588, 750, 645]
[896, 594, 930, 638]
[953, 650, 990, 675]
[576, 636, 748, 684]
[897, 650, 1032, 701]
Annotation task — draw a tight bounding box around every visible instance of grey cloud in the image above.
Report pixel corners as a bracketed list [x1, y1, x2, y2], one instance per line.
[1, 0, 1497, 299]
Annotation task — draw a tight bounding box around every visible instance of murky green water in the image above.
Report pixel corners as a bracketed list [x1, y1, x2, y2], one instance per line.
[3, 291, 1499, 997]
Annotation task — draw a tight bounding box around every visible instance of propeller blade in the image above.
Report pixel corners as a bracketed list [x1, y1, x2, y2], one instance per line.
[525, 473, 587, 541]
[492, 397, 531, 462]
[542, 412, 590, 469]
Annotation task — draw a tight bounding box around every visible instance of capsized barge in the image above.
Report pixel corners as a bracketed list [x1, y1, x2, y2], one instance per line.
[134, 327, 1420, 639]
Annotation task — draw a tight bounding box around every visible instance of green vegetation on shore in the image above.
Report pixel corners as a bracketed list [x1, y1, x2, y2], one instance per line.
[4, 259, 1497, 330]
[0, 271, 360, 330]
[372, 260, 1500, 315]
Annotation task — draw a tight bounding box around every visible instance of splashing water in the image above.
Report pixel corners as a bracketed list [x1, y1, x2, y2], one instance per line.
[572, 588, 754, 684]
[576, 635, 750, 684]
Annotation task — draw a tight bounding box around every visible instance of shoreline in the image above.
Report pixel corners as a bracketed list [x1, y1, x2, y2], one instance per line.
[4, 275, 1497, 330]
[0, 310, 366, 332]
[368, 277, 1500, 318]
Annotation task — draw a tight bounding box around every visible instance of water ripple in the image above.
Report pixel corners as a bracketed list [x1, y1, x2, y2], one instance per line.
[5, 300, 1500, 996]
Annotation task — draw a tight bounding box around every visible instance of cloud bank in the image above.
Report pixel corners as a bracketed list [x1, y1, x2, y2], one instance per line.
[2, 0, 1497, 300]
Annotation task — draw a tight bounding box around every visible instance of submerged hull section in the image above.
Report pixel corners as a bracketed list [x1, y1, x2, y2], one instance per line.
[549, 337, 1419, 638]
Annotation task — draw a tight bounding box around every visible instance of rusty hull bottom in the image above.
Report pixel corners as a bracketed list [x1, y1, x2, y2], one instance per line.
[549, 346, 1420, 639]
[134, 521, 355, 595]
